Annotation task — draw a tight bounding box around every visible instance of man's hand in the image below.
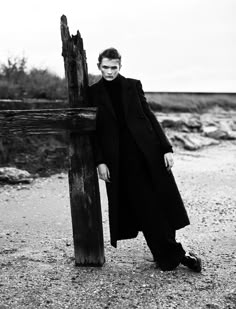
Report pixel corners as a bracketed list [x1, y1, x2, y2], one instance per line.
[97, 164, 111, 182]
[164, 152, 174, 171]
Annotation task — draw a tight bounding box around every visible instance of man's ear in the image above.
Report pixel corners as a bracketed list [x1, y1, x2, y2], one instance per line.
[97, 63, 101, 70]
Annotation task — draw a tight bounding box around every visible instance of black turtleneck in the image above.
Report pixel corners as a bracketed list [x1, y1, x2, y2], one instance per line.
[103, 74, 125, 129]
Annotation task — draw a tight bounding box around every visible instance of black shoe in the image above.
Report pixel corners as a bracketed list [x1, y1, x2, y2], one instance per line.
[181, 252, 202, 272]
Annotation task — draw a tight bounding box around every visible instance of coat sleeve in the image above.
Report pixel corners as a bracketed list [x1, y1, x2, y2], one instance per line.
[136, 80, 173, 154]
[88, 85, 106, 166]
[93, 114, 106, 166]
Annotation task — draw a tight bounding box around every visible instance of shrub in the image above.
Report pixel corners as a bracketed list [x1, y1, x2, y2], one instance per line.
[0, 56, 101, 99]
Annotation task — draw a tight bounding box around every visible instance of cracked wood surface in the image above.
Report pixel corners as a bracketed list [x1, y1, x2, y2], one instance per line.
[0, 108, 96, 136]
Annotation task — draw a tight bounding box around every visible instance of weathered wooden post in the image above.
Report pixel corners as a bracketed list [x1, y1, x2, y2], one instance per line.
[60, 15, 105, 266]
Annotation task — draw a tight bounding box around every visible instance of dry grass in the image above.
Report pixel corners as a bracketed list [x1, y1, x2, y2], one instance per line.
[146, 92, 236, 113]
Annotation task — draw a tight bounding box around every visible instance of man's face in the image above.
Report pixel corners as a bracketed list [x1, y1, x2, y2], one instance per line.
[98, 58, 121, 81]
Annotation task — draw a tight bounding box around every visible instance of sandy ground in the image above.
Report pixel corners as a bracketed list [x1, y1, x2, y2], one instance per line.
[0, 142, 236, 309]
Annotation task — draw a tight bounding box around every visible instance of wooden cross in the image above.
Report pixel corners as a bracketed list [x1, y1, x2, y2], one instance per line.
[0, 15, 105, 266]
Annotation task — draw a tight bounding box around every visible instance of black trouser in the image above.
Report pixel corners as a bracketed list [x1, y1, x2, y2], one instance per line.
[142, 221, 185, 271]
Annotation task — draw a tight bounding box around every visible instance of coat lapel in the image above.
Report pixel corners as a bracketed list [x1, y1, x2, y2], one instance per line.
[119, 74, 132, 120]
[97, 74, 132, 121]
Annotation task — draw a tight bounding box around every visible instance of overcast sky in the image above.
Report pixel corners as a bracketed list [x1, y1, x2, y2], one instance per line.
[0, 0, 235, 91]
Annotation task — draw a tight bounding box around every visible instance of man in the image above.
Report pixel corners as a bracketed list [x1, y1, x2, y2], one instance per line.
[89, 48, 201, 272]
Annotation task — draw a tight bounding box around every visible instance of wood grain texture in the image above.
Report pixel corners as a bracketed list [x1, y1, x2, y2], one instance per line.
[0, 108, 96, 136]
[0, 99, 67, 111]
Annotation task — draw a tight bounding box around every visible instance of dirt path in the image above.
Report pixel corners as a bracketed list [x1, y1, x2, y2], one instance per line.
[0, 142, 236, 309]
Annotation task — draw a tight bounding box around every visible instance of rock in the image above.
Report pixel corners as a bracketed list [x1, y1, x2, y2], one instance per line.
[186, 115, 202, 130]
[159, 114, 202, 132]
[161, 117, 186, 130]
[0, 167, 33, 184]
[231, 120, 236, 131]
[203, 121, 236, 140]
[205, 304, 220, 309]
[171, 133, 219, 150]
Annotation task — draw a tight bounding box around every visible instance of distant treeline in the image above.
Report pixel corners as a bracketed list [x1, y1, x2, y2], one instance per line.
[0, 56, 100, 99]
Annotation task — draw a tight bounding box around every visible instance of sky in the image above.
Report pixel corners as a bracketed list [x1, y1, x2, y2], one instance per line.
[0, 0, 235, 92]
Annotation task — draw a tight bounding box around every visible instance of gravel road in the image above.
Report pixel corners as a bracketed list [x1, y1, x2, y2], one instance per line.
[0, 142, 236, 309]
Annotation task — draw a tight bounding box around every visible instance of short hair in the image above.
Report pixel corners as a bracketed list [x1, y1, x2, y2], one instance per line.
[98, 48, 121, 64]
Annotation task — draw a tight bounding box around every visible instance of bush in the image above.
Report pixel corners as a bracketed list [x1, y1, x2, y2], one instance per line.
[25, 69, 67, 99]
[0, 80, 23, 99]
[0, 56, 100, 100]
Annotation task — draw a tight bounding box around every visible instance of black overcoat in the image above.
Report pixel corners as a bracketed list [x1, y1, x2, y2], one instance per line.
[89, 75, 190, 247]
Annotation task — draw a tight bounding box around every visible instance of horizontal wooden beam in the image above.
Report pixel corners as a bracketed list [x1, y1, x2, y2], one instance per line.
[0, 107, 97, 136]
[0, 100, 67, 111]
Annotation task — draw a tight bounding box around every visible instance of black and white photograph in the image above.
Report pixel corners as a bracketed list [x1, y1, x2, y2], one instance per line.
[0, 0, 235, 308]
